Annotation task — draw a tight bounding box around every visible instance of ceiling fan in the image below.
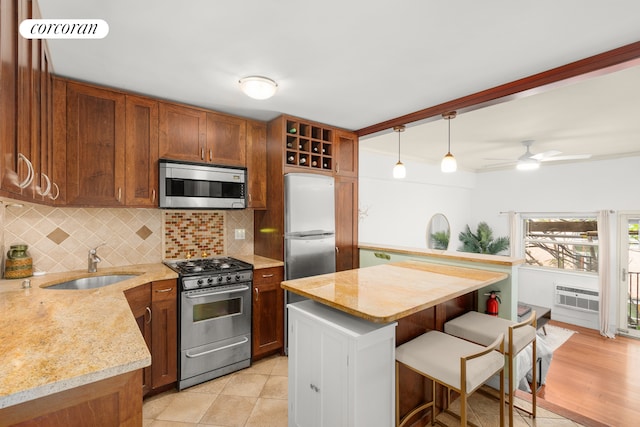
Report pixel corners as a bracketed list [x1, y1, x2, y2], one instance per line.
[491, 140, 592, 170]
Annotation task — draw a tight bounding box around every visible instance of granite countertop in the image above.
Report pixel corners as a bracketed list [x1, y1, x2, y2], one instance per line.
[359, 242, 525, 266]
[231, 254, 284, 270]
[281, 260, 508, 323]
[0, 263, 178, 409]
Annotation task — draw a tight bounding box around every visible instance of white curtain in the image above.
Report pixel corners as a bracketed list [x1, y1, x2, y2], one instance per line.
[508, 211, 522, 258]
[598, 210, 615, 338]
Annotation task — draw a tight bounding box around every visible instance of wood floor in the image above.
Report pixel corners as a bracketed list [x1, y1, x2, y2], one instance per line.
[534, 320, 640, 427]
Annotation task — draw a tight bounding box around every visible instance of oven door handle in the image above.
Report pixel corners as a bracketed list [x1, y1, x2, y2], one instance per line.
[185, 285, 249, 299]
[185, 336, 249, 358]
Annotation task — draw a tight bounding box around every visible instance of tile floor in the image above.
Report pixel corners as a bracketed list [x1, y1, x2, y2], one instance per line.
[143, 355, 288, 427]
[142, 355, 584, 427]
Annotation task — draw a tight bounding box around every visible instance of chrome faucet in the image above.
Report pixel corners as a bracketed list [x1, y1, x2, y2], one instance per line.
[88, 243, 106, 273]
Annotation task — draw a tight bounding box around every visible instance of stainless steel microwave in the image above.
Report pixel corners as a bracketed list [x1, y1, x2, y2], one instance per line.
[158, 159, 246, 209]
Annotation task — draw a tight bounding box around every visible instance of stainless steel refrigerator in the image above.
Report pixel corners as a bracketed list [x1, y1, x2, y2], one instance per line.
[284, 173, 336, 352]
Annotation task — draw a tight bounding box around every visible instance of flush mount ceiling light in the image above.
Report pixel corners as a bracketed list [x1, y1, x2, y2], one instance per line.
[393, 125, 406, 179]
[238, 76, 278, 100]
[440, 111, 457, 173]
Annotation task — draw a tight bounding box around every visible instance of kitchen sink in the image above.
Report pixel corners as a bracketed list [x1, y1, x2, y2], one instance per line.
[44, 274, 138, 290]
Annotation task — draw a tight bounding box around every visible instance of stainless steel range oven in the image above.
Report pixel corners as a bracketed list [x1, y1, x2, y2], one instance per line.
[165, 257, 253, 390]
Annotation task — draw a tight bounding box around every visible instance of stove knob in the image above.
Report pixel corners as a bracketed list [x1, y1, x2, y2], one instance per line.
[235, 274, 241, 281]
[197, 279, 204, 286]
[207, 277, 214, 284]
[217, 276, 223, 282]
[226, 275, 232, 282]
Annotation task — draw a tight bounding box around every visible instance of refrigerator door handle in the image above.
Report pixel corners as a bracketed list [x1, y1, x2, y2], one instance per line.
[285, 231, 335, 239]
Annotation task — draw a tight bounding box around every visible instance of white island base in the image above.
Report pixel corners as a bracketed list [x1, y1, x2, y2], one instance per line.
[288, 300, 397, 427]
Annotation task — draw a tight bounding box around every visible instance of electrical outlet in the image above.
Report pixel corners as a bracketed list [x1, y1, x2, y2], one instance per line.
[234, 228, 246, 240]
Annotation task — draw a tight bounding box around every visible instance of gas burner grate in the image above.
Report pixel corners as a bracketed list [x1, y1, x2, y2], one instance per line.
[166, 257, 253, 275]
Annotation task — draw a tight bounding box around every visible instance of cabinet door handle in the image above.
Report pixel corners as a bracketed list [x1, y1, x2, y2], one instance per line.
[335, 246, 339, 254]
[145, 306, 152, 324]
[248, 194, 252, 202]
[151, 189, 156, 203]
[335, 162, 339, 174]
[254, 287, 259, 302]
[117, 187, 122, 202]
[209, 149, 212, 162]
[49, 182, 60, 201]
[201, 147, 205, 160]
[37, 173, 52, 196]
[17, 153, 34, 189]
[262, 274, 274, 278]
[155, 287, 173, 293]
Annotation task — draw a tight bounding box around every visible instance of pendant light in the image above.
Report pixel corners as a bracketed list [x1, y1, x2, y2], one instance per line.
[393, 125, 406, 179]
[440, 111, 457, 173]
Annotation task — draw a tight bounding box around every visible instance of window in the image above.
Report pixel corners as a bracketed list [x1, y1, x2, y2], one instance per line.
[523, 216, 598, 273]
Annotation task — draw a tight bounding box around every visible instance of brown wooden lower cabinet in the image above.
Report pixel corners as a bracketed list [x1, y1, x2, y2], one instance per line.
[125, 279, 178, 396]
[0, 370, 142, 427]
[251, 266, 284, 360]
[150, 280, 178, 389]
[124, 282, 152, 395]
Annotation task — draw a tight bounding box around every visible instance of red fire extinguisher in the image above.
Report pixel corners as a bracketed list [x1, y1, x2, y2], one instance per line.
[485, 290, 501, 316]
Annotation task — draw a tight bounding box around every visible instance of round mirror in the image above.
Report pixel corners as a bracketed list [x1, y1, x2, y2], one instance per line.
[427, 214, 450, 250]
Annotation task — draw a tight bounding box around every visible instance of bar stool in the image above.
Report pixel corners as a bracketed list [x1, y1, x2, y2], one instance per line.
[444, 310, 537, 426]
[395, 330, 505, 427]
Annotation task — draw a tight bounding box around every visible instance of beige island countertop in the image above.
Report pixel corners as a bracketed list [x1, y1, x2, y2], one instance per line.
[281, 260, 508, 323]
[359, 242, 525, 266]
[0, 263, 177, 409]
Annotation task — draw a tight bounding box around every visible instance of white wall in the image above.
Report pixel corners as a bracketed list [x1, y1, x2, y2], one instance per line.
[359, 149, 640, 331]
[358, 150, 476, 249]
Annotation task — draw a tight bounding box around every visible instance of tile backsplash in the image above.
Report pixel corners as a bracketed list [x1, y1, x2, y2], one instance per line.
[1, 200, 253, 275]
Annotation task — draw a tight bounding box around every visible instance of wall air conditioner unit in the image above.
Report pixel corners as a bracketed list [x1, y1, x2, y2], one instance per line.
[555, 284, 599, 313]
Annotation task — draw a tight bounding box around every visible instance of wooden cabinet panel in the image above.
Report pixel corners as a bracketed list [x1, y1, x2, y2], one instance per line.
[16, 0, 32, 192]
[0, 0, 20, 195]
[1, 0, 58, 202]
[246, 119, 267, 209]
[335, 176, 359, 271]
[151, 280, 178, 389]
[0, 370, 142, 427]
[125, 279, 177, 395]
[252, 267, 284, 360]
[334, 129, 358, 177]
[125, 95, 159, 206]
[206, 112, 246, 166]
[158, 102, 206, 162]
[65, 82, 126, 206]
[124, 283, 152, 396]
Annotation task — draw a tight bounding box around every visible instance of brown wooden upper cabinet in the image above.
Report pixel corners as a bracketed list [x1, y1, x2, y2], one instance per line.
[125, 95, 159, 207]
[158, 104, 247, 167]
[1, 0, 57, 202]
[206, 112, 246, 167]
[64, 82, 126, 206]
[246, 120, 267, 209]
[158, 102, 206, 162]
[334, 130, 358, 178]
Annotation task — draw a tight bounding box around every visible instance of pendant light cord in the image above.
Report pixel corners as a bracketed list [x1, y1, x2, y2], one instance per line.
[447, 117, 451, 153]
[398, 130, 401, 161]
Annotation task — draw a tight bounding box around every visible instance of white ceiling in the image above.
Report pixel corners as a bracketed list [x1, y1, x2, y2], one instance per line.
[38, 0, 640, 171]
[362, 64, 640, 171]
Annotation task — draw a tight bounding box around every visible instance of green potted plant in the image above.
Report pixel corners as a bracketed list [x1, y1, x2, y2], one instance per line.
[458, 222, 509, 255]
[429, 230, 450, 250]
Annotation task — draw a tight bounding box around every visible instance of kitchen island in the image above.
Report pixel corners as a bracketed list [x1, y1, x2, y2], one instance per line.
[282, 260, 508, 426]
